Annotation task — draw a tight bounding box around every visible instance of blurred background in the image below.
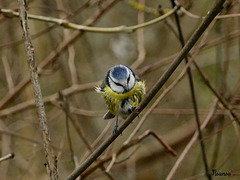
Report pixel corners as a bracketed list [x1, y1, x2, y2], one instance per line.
[0, 0, 240, 179]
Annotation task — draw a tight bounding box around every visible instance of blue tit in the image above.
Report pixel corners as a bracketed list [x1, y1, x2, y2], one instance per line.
[96, 64, 146, 134]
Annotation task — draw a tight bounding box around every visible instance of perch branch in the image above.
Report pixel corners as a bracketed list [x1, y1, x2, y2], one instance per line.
[65, 0, 225, 179]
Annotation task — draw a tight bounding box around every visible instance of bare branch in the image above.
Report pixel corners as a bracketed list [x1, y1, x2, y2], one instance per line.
[0, 6, 178, 33]
[0, 0, 118, 110]
[166, 99, 218, 180]
[105, 153, 117, 172]
[133, 130, 177, 156]
[18, 0, 58, 179]
[65, 1, 225, 179]
[131, 0, 146, 70]
[2, 54, 14, 92]
[170, 0, 211, 178]
[192, 60, 240, 124]
[179, 1, 240, 20]
[0, 153, 15, 163]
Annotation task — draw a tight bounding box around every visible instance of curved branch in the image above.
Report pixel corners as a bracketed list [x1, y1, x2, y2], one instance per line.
[0, 6, 178, 33]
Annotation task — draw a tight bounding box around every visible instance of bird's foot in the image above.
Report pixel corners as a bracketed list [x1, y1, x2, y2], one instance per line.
[112, 125, 118, 135]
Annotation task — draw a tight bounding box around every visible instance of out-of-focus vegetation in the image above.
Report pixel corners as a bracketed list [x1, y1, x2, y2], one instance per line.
[0, 0, 240, 179]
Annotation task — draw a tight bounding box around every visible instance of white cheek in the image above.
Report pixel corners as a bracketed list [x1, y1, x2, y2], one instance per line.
[128, 75, 135, 89]
[109, 79, 124, 93]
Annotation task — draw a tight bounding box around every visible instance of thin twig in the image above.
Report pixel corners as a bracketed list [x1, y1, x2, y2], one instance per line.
[180, 5, 240, 19]
[57, 0, 79, 86]
[0, 81, 101, 117]
[79, 120, 113, 166]
[209, 116, 224, 168]
[125, 0, 216, 149]
[0, 129, 67, 152]
[18, 0, 58, 179]
[105, 153, 117, 172]
[131, 0, 146, 70]
[134, 130, 177, 156]
[0, 0, 118, 110]
[124, 46, 199, 145]
[81, 129, 175, 179]
[2, 54, 14, 92]
[67, 45, 78, 85]
[58, 92, 76, 165]
[125, 0, 159, 15]
[65, 1, 225, 179]
[107, 130, 177, 172]
[0, 120, 12, 179]
[58, 93, 93, 152]
[160, 4, 180, 39]
[171, 0, 211, 179]
[0, 0, 91, 51]
[192, 60, 240, 124]
[0, 153, 15, 163]
[115, 146, 139, 164]
[0, 6, 178, 33]
[137, 29, 240, 76]
[92, 120, 114, 148]
[1, 28, 239, 115]
[166, 99, 218, 180]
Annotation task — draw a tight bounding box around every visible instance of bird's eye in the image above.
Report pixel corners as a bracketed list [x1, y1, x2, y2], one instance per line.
[127, 75, 130, 83]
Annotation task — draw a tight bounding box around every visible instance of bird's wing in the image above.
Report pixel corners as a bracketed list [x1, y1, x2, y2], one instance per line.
[135, 75, 141, 81]
[100, 78, 107, 89]
[103, 111, 115, 120]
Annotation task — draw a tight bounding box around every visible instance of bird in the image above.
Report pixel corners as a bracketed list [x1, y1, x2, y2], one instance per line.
[96, 64, 146, 134]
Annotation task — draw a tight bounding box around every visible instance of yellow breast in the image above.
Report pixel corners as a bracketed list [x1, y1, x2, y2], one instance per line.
[96, 81, 145, 116]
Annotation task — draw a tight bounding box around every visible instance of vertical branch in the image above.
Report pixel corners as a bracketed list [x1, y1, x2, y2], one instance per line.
[67, 45, 78, 85]
[170, 1, 211, 179]
[18, 0, 58, 179]
[237, 0, 240, 59]
[2, 54, 14, 92]
[0, 0, 117, 110]
[59, 93, 76, 165]
[210, 115, 224, 168]
[131, 0, 146, 70]
[56, 0, 78, 85]
[222, 14, 230, 93]
[166, 100, 218, 180]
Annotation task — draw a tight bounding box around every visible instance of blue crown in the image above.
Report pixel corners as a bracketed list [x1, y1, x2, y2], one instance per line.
[111, 66, 128, 80]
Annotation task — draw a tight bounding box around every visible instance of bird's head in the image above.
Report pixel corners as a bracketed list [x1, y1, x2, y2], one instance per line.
[106, 65, 135, 93]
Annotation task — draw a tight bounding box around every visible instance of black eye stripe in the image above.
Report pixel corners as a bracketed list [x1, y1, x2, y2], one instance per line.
[114, 81, 123, 87]
[109, 76, 123, 87]
[127, 75, 130, 83]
